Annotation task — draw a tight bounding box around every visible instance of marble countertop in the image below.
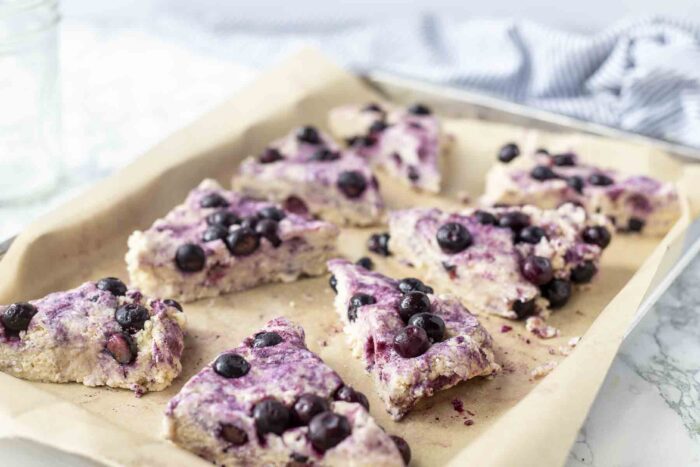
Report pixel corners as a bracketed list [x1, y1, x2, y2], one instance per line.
[1, 11, 699, 467]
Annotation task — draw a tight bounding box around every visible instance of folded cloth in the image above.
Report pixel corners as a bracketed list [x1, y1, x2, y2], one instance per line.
[189, 15, 700, 149]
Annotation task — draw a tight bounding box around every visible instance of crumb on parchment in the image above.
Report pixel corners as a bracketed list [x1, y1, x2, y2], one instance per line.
[559, 336, 581, 355]
[530, 361, 558, 379]
[525, 316, 560, 339]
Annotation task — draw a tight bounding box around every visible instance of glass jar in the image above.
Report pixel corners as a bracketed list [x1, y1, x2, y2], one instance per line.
[0, 0, 60, 202]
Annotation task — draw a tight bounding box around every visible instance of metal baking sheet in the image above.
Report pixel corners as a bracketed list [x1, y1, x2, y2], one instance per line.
[364, 72, 700, 327]
[364, 72, 700, 161]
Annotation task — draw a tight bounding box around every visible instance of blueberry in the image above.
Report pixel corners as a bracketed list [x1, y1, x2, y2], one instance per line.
[567, 176, 585, 194]
[369, 120, 388, 133]
[329, 275, 337, 294]
[348, 135, 377, 148]
[200, 193, 229, 208]
[308, 412, 352, 452]
[220, 424, 248, 446]
[517, 226, 547, 244]
[407, 166, 420, 182]
[96, 277, 127, 296]
[582, 226, 611, 249]
[363, 103, 383, 112]
[202, 224, 228, 242]
[498, 211, 530, 231]
[163, 299, 183, 311]
[408, 312, 445, 342]
[390, 435, 412, 465]
[115, 303, 150, 332]
[1, 302, 37, 333]
[571, 261, 597, 284]
[334, 385, 369, 410]
[252, 331, 283, 348]
[521, 256, 554, 285]
[105, 332, 136, 364]
[348, 293, 376, 322]
[258, 206, 286, 222]
[259, 147, 284, 164]
[283, 196, 309, 216]
[292, 394, 330, 425]
[536, 148, 550, 155]
[512, 298, 536, 319]
[397, 278, 433, 295]
[393, 325, 431, 358]
[207, 210, 240, 227]
[530, 165, 558, 181]
[542, 279, 572, 308]
[310, 148, 340, 162]
[213, 353, 250, 378]
[552, 153, 576, 166]
[474, 210, 498, 225]
[255, 219, 282, 247]
[175, 244, 206, 272]
[588, 173, 614, 186]
[253, 399, 291, 436]
[407, 103, 432, 115]
[368, 233, 391, 256]
[289, 453, 309, 464]
[436, 222, 472, 254]
[296, 126, 322, 144]
[355, 257, 374, 270]
[398, 291, 431, 322]
[226, 228, 260, 256]
[627, 217, 645, 232]
[498, 143, 520, 163]
[239, 216, 258, 230]
[337, 171, 367, 199]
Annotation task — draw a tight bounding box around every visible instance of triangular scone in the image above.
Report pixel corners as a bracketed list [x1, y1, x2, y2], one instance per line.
[389, 203, 612, 319]
[127, 179, 339, 302]
[234, 126, 384, 226]
[0, 278, 185, 394]
[327, 260, 499, 420]
[481, 146, 681, 236]
[328, 103, 448, 193]
[165, 317, 408, 466]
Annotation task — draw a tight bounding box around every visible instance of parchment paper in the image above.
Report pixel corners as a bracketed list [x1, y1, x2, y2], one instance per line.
[1, 48, 699, 467]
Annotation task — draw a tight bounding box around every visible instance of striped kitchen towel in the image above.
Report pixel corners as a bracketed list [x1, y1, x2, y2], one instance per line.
[178, 14, 700, 150]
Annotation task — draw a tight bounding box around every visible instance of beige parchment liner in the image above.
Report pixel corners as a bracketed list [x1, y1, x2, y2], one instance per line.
[1, 48, 700, 467]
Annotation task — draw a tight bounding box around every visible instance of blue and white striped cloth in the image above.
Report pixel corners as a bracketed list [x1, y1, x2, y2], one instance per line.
[188, 15, 700, 149]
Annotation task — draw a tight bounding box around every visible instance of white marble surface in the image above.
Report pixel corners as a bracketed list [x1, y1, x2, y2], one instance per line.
[567, 241, 700, 467]
[1, 4, 699, 466]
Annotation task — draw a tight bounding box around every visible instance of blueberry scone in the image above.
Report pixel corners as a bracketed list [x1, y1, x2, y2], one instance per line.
[127, 179, 339, 302]
[233, 126, 384, 226]
[328, 103, 449, 193]
[327, 259, 499, 420]
[481, 144, 681, 236]
[164, 317, 409, 466]
[388, 203, 612, 320]
[0, 277, 185, 394]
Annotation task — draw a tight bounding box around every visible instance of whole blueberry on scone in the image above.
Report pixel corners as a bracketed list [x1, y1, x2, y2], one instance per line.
[327, 259, 499, 420]
[328, 102, 451, 193]
[126, 179, 339, 303]
[233, 127, 384, 227]
[0, 279, 185, 393]
[164, 318, 407, 466]
[481, 147, 681, 236]
[388, 203, 612, 320]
